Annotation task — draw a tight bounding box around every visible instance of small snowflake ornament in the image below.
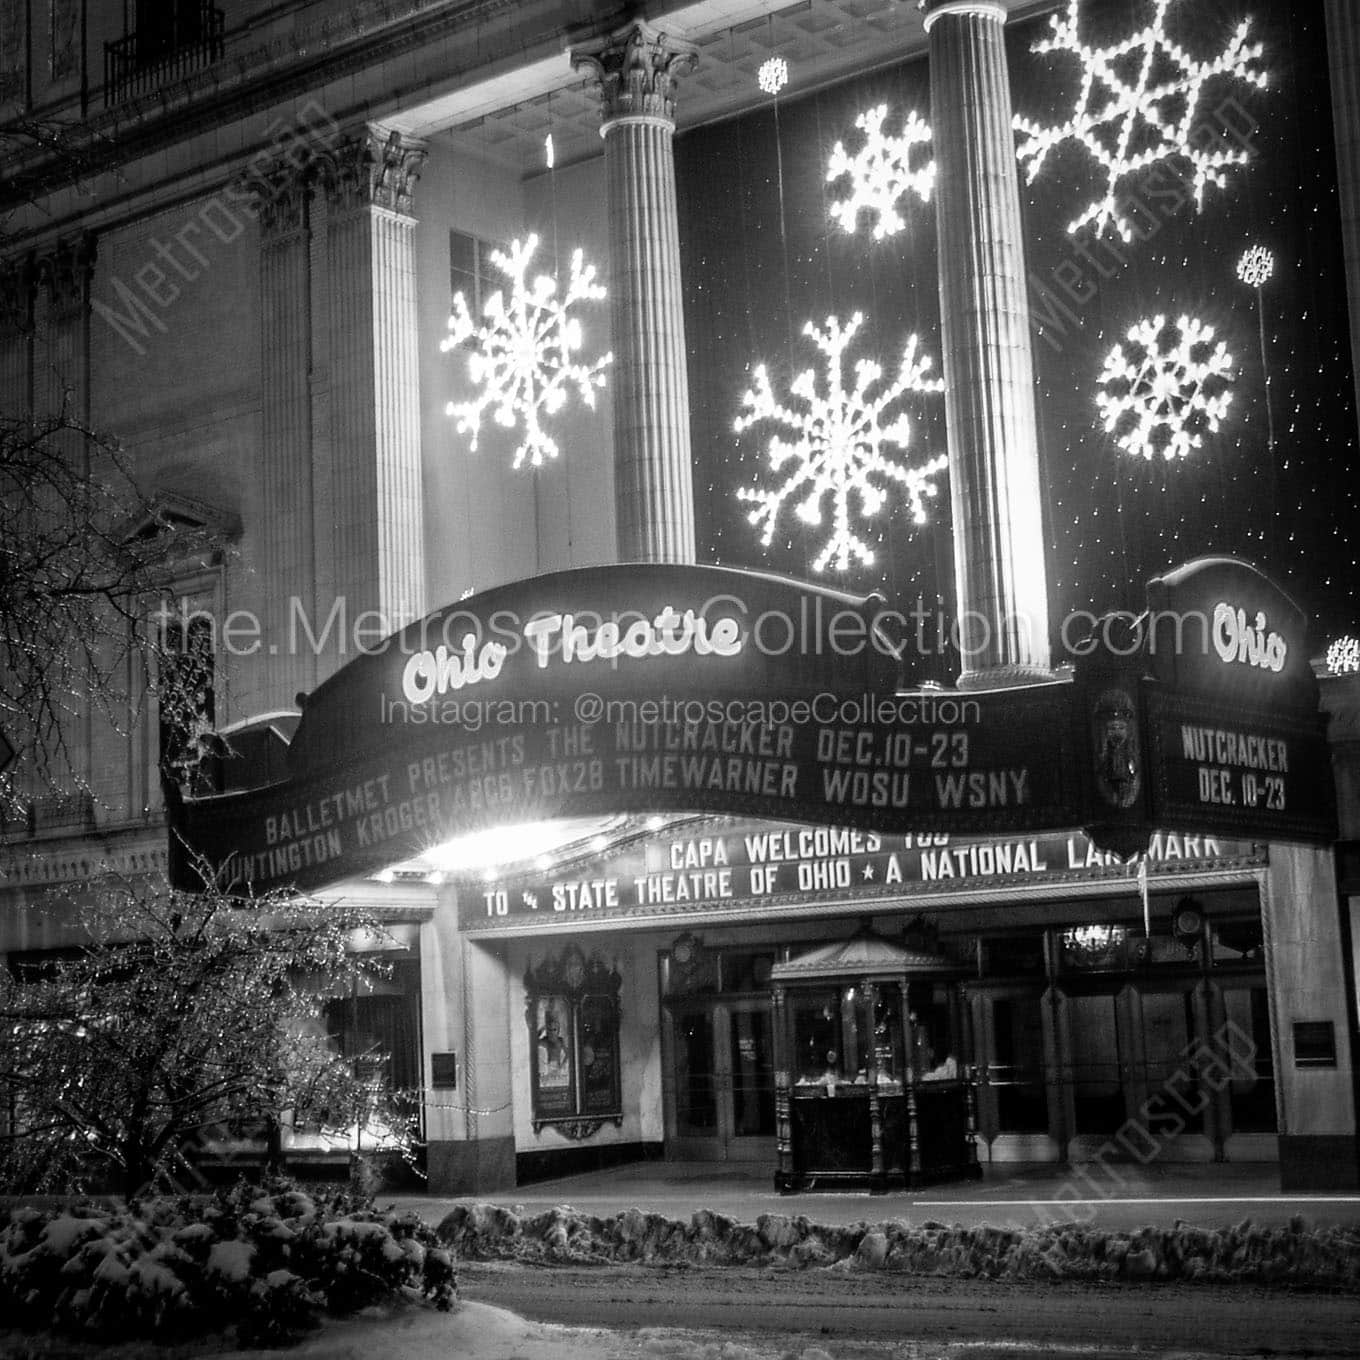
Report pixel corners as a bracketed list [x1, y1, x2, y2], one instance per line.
[1236, 244, 1274, 288]
[1326, 635, 1360, 675]
[442, 234, 612, 469]
[734, 312, 947, 573]
[1014, 0, 1269, 242]
[1096, 313, 1234, 461]
[827, 105, 935, 240]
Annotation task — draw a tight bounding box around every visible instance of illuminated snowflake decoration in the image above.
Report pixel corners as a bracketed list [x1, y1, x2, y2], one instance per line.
[1236, 244, 1275, 287]
[1096, 313, 1234, 461]
[1326, 635, 1360, 675]
[442, 234, 612, 469]
[827, 105, 935, 240]
[758, 56, 788, 95]
[734, 312, 947, 572]
[1014, 0, 1269, 242]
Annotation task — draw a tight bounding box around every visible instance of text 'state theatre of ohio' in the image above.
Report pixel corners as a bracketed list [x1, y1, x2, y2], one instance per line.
[4, 0, 1360, 1193]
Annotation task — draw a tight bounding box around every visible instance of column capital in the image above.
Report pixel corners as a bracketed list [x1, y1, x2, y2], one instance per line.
[0, 255, 34, 330]
[34, 233, 95, 319]
[244, 156, 311, 240]
[572, 20, 698, 129]
[320, 125, 427, 217]
[920, 0, 1008, 31]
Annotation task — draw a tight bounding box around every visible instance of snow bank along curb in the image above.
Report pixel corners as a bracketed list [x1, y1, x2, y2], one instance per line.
[437, 1203, 1360, 1289]
[1, 1184, 455, 1346]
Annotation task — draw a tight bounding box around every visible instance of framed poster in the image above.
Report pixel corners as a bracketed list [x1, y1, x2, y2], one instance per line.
[525, 947, 622, 1135]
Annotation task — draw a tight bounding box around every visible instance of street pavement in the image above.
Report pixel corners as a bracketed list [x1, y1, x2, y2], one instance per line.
[387, 1157, 1360, 1231]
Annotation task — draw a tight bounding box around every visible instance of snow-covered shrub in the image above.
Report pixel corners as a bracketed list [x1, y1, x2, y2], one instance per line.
[0, 1178, 456, 1347]
[437, 1201, 1360, 1291]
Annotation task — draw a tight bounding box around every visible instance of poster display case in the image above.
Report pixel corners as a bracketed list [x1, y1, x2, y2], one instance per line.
[770, 926, 979, 1190]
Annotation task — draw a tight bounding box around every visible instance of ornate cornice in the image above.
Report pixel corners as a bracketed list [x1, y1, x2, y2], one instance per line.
[319, 125, 427, 217]
[34, 233, 95, 318]
[571, 20, 698, 129]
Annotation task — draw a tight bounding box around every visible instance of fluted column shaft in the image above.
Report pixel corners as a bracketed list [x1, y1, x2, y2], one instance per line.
[1326, 0, 1360, 441]
[319, 126, 426, 675]
[256, 166, 316, 710]
[925, 0, 1051, 685]
[574, 22, 698, 564]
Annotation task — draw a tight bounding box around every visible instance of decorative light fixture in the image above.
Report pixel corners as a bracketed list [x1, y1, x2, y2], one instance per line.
[1236, 244, 1277, 454]
[1236, 244, 1275, 287]
[734, 313, 946, 572]
[827, 105, 934, 240]
[757, 56, 788, 95]
[443, 234, 612, 469]
[1326, 635, 1360, 674]
[1095, 313, 1235, 461]
[544, 132, 555, 170]
[1014, 0, 1269, 242]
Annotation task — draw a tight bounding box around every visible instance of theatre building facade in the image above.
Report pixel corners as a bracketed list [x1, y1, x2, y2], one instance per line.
[1, 0, 1359, 1194]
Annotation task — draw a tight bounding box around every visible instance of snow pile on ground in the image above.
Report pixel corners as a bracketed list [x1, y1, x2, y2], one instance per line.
[0, 1181, 455, 1347]
[437, 1203, 1360, 1289]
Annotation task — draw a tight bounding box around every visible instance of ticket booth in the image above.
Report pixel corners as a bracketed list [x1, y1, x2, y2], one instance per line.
[771, 926, 979, 1191]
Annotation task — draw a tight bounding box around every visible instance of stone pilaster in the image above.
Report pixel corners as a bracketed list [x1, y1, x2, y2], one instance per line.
[573, 21, 698, 564]
[0, 255, 33, 417]
[924, 0, 1052, 686]
[253, 160, 316, 710]
[33, 234, 94, 430]
[317, 126, 427, 672]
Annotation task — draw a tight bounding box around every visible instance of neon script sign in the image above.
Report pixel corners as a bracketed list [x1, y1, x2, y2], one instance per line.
[400, 605, 745, 704]
[1212, 602, 1287, 675]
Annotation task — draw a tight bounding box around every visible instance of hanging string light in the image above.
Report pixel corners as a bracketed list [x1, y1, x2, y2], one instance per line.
[1237, 244, 1276, 455]
[758, 56, 788, 95]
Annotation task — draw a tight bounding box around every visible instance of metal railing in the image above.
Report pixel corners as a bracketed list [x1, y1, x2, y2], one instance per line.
[104, 5, 225, 108]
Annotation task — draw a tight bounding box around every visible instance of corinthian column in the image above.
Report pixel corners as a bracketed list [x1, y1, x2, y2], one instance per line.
[253, 161, 315, 710]
[573, 21, 699, 564]
[924, 0, 1052, 686]
[318, 126, 427, 672]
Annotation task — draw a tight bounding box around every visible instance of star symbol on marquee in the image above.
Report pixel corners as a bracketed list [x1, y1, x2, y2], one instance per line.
[862, 864, 875, 881]
[1013, 0, 1269, 242]
[734, 312, 947, 574]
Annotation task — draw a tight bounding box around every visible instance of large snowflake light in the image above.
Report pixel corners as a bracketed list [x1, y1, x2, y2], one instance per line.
[442, 234, 612, 469]
[827, 105, 935, 240]
[1014, 0, 1268, 242]
[734, 313, 946, 572]
[1096, 313, 1234, 461]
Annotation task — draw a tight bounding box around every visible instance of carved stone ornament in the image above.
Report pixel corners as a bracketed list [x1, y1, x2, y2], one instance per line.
[249, 161, 311, 240]
[321, 126, 427, 216]
[572, 20, 699, 127]
[0, 255, 32, 330]
[35, 234, 95, 318]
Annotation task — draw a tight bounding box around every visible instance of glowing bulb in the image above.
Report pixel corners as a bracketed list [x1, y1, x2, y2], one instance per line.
[758, 57, 788, 95]
[544, 133, 554, 169]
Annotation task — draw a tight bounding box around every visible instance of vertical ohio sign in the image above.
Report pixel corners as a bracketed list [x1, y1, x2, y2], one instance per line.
[1141, 557, 1335, 843]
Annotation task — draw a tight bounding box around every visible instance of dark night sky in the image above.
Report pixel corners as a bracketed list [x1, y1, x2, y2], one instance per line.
[677, 0, 1357, 681]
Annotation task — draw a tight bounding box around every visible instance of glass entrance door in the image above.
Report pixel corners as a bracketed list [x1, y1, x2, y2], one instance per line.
[666, 999, 775, 1161]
